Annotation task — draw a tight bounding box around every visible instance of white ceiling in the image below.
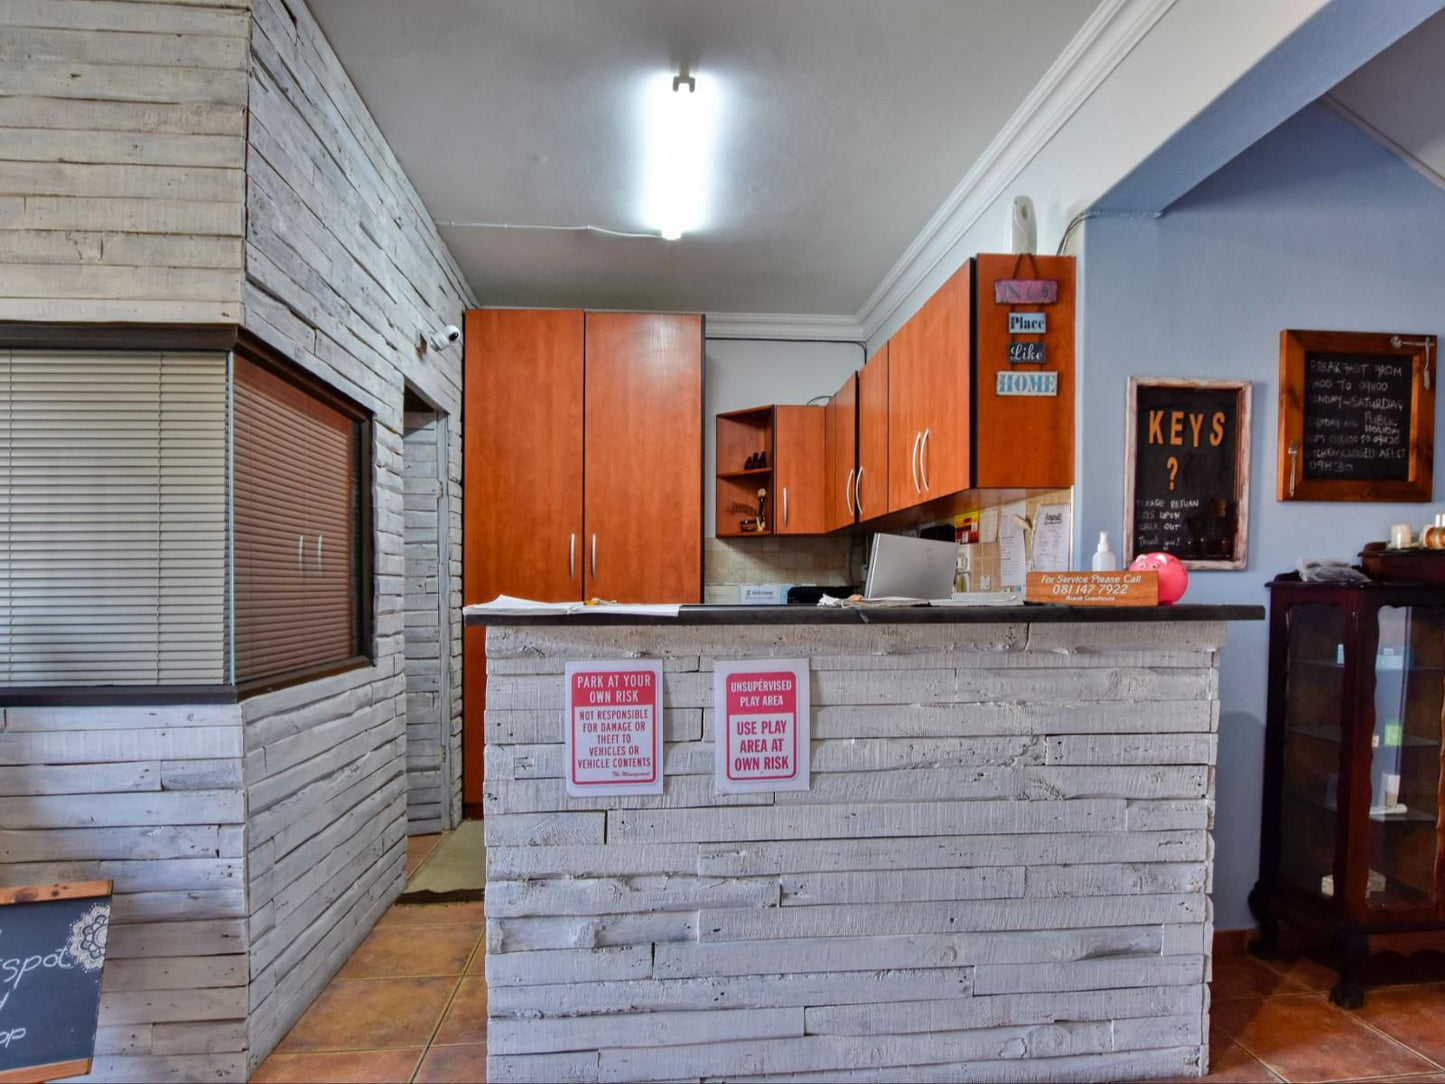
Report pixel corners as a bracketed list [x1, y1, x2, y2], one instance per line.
[307, 0, 1100, 317]
[1329, 8, 1445, 190]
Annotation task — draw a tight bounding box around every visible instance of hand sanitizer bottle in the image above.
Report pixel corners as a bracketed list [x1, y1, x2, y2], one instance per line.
[1092, 531, 1118, 572]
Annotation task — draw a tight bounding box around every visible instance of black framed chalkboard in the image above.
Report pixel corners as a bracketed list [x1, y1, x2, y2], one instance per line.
[0, 882, 110, 1083]
[1279, 330, 1435, 502]
[1125, 378, 1252, 570]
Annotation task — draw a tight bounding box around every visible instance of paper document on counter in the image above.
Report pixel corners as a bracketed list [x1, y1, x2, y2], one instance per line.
[464, 595, 682, 617]
[1031, 503, 1072, 572]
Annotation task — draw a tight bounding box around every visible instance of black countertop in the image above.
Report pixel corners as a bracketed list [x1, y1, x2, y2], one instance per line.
[464, 603, 1264, 628]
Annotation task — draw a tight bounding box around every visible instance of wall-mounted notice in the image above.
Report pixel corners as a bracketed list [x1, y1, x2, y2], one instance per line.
[714, 660, 810, 794]
[1125, 378, 1252, 571]
[0, 882, 111, 1083]
[1278, 330, 1435, 502]
[565, 660, 663, 797]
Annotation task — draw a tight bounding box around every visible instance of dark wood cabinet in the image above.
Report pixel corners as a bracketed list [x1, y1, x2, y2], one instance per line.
[1252, 574, 1445, 1006]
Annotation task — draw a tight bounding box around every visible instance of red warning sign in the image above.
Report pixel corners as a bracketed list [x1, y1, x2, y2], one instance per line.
[713, 660, 810, 794]
[565, 661, 663, 796]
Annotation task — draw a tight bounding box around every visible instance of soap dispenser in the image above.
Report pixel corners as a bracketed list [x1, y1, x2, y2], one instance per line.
[1092, 532, 1118, 572]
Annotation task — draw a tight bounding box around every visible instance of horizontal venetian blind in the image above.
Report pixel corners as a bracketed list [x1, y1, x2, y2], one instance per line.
[233, 356, 360, 684]
[0, 350, 227, 686]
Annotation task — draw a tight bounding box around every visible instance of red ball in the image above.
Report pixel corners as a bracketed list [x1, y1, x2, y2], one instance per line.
[1130, 552, 1189, 605]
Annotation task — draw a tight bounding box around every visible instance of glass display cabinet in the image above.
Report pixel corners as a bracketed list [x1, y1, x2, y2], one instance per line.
[1251, 574, 1445, 1007]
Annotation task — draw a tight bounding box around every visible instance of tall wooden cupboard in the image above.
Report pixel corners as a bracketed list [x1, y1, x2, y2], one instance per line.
[462, 309, 703, 807]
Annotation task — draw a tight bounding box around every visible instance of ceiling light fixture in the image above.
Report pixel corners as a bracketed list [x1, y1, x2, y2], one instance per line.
[641, 68, 718, 242]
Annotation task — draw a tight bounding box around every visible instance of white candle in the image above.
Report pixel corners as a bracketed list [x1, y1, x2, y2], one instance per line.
[1390, 523, 1413, 549]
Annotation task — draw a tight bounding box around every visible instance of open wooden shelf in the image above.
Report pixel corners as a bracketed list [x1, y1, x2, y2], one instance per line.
[718, 467, 773, 480]
[717, 406, 776, 537]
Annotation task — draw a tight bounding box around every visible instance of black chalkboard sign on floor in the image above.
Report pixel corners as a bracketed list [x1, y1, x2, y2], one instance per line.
[1279, 330, 1436, 502]
[1125, 378, 1252, 570]
[0, 882, 111, 1084]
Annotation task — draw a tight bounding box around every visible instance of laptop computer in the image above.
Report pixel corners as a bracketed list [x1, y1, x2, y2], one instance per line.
[863, 534, 959, 600]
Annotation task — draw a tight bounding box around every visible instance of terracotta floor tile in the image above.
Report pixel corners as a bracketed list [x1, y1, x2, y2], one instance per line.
[1356, 981, 1445, 1066]
[416, 1042, 489, 1083]
[378, 901, 487, 927]
[1370, 1075, 1445, 1082]
[435, 977, 488, 1045]
[1224, 994, 1436, 1082]
[252, 1047, 423, 1083]
[467, 941, 488, 976]
[338, 924, 481, 979]
[277, 977, 456, 1053]
[1213, 954, 1310, 1000]
[406, 833, 444, 876]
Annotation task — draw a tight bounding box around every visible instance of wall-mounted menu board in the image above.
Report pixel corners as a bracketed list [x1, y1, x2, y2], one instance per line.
[0, 882, 110, 1084]
[1125, 378, 1251, 570]
[1278, 329, 1436, 502]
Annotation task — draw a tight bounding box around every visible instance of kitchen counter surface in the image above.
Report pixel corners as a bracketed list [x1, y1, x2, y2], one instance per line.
[465, 602, 1263, 627]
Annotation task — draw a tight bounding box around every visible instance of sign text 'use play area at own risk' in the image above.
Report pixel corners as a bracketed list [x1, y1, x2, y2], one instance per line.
[564, 660, 663, 797]
[713, 659, 810, 794]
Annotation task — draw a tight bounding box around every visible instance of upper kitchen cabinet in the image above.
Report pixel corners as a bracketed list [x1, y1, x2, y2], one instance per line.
[888, 264, 972, 513]
[856, 344, 888, 521]
[823, 373, 858, 532]
[774, 405, 827, 535]
[974, 253, 1075, 489]
[583, 312, 704, 602]
[716, 404, 825, 537]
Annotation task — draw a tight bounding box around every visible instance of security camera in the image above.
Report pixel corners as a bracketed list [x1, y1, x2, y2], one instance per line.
[425, 325, 461, 351]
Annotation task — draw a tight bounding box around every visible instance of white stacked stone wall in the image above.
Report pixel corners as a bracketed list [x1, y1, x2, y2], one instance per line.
[483, 621, 1223, 1083]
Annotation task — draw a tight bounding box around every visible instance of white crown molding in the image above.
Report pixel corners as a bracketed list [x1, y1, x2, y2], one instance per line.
[704, 312, 868, 342]
[853, 0, 1178, 342]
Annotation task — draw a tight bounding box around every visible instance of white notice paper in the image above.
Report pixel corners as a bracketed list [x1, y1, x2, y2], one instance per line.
[564, 660, 664, 797]
[998, 500, 1029, 588]
[714, 660, 811, 794]
[1030, 503, 1072, 572]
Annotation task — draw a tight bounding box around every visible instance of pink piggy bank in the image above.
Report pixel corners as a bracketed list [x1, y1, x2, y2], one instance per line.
[1130, 552, 1189, 605]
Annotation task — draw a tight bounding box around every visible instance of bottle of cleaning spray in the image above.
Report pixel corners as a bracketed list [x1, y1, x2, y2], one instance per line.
[1092, 532, 1118, 572]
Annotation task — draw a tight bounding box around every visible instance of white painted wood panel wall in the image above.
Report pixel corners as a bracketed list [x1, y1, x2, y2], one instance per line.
[483, 621, 1225, 1083]
[240, 0, 473, 1069]
[0, 0, 250, 323]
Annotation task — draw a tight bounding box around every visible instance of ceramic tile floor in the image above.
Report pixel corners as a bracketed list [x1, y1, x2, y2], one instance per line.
[257, 844, 1445, 1084]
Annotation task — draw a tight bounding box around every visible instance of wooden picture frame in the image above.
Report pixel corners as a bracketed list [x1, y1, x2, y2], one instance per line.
[1124, 378, 1251, 571]
[1278, 329, 1435, 502]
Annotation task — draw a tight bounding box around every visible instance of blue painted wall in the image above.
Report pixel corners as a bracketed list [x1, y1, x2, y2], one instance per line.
[1080, 102, 1445, 930]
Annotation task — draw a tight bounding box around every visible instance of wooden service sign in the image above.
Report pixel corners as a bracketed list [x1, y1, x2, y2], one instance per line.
[1026, 570, 1159, 607]
[0, 882, 111, 1084]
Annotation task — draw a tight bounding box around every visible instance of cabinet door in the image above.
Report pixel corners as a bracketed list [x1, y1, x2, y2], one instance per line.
[776, 405, 827, 534]
[912, 262, 972, 500]
[464, 308, 585, 806]
[584, 313, 703, 602]
[974, 253, 1074, 488]
[823, 374, 857, 532]
[856, 345, 888, 521]
[887, 315, 924, 512]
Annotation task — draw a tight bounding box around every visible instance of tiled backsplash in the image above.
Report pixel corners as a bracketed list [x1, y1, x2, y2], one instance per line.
[703, 535, 859, 603]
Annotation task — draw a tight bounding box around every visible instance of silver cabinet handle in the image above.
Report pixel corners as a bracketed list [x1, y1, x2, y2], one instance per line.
[569, 533, 576, 579]
[591, 534, 597, 579]
[783, 486, 789, 528]
[910, 431, 922, 493]
[855, 467, 865, 516]
[844, 468, 855, 517]
[297, 535, 304, 574]
[920, 428, 931, 492]
[316, 533, 323, 571]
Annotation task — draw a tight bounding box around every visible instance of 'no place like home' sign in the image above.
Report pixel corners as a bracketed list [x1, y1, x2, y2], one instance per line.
[564, 660, 663, 797]
[714, 660, 810, 794]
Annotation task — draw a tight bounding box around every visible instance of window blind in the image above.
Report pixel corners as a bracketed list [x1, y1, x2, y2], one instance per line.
[233, 355, 360, 684]
[0, 351, 227, 686]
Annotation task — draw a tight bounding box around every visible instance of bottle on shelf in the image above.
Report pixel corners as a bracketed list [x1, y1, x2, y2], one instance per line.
[1091, 531, 1118, 572]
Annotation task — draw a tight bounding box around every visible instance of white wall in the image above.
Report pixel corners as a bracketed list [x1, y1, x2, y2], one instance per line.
[1078, 101, 1445, 929]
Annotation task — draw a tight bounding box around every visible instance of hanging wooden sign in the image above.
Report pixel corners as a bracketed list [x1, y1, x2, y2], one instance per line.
[996, 371, 1058, 397]
[994, 279, 1058, 304]
[1008, 312, 1047, 334]
[1278, 330, 1435, 502]
[1124, 378, 1251, 570]
[1007, 342, 1047, 364]
[1025, 570, 1158, 607]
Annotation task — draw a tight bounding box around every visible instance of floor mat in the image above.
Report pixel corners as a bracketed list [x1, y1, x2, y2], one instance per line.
[399, 819, 485, 902]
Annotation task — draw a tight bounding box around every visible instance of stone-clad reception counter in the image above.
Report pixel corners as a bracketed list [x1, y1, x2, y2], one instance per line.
[468, 605, 1261, 1083]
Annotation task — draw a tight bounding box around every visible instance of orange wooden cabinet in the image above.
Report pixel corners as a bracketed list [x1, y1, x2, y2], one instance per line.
[856, 344, 889, 521]
[823, 373, 858, 532]
[462, 309, 702, 807]
[888, 263, 972, 512]
[775, 405, 827, 535]
[974, 253, 1075, 489]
